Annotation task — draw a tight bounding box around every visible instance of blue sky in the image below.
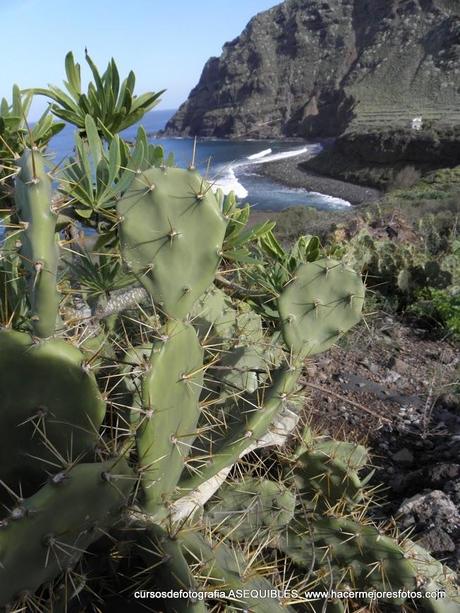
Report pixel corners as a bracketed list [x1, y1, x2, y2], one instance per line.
[1, 0, 279, 119]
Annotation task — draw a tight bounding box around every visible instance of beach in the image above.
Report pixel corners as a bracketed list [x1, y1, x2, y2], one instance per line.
[256, 150, 382, 206]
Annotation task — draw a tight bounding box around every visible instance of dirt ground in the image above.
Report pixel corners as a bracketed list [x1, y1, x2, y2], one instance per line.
[301, 310, 460, 571]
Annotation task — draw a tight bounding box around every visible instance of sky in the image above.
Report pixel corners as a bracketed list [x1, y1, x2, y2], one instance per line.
[1, 0, 279, 119]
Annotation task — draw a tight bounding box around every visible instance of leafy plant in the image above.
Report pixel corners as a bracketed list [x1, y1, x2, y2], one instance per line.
[243, 230, 321, 319]
[221, 194, 275, 262]
[32, 51, 163, 137]
[0, 85, 64, 205]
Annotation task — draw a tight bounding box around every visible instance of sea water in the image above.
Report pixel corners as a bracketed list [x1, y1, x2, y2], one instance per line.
[50, 109, 350, 211]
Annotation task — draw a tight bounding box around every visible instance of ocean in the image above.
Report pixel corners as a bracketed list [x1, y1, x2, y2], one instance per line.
[50, 109, 350, 211]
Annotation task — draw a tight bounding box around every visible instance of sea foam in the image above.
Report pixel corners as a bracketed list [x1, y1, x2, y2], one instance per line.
[211, 145, 321, 197]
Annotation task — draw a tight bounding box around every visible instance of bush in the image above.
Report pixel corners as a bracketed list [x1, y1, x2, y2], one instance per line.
[410, 288, 460, 339]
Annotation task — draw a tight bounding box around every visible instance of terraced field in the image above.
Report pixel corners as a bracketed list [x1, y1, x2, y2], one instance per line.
[350, 106, 460, 130]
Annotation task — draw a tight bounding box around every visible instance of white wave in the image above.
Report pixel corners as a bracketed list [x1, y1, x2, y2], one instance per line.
[247, 144, 323, 166]
[210, 143, 324, 201]
[247, 148, 272, 160]
[309, 191, 352, 208]
[211, 167, 248, 199]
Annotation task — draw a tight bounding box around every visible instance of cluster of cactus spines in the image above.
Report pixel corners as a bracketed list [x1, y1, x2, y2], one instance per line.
[292, 436, 372, 514]
[1, 134, 458, 612]
[14, 148, 60, 337]
[118, 166, 227, 320]
[176, 530, 293, 613]
[278, 258, 365, 357]
[206, 477, 296, 540]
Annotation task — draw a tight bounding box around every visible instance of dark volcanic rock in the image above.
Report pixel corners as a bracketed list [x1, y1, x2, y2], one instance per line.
[165, 0, 460, 140]
[304, 125, 460, 187]
[397, 490, 460, 554]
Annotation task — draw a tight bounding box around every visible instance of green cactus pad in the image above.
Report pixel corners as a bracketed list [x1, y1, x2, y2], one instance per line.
[191, 286, 266, 346]
[118, 167, 227, 319]
[0, 459, 133, 607]
[15, 149, 60, 337]
[136, 320, 204, 511]
[192, 288, 275, 394]
[278, 258, 365, 356]
[206, 477, 296, 540]
[313, 440, 370, 471]
[401, 541, 460, 611]
[190, 285, 234, 339]
[0, 329, 106, 500]
[216, 345, 269, 395]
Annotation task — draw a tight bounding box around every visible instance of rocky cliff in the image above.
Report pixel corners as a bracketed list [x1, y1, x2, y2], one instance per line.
[165, 0, 460, 139]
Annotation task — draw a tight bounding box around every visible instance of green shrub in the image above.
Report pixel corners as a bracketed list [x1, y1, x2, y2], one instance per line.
[410, 288, 460, 339]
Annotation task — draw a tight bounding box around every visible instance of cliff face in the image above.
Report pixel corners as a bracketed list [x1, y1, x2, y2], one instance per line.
[165, 0, 460, 139]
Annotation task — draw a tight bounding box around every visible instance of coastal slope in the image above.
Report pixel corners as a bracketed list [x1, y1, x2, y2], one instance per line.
[165, 0, 460, 140]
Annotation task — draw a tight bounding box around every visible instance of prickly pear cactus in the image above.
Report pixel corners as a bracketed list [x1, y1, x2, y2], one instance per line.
[135, 319, 204, 512]
[0, 459, 133, 605]
[206, 477, 296, 539]
[0, 64, 457, 611]
[292, 437, 371, 513]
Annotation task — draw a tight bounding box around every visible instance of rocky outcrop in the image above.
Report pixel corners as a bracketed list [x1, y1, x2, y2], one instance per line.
[303, 125, 460, 187]
[165, 0, 460, 139]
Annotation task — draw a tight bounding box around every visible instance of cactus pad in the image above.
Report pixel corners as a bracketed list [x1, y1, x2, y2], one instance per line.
[293, 440, 370, 512]
[118, 167, 227, 319]
[15, 149, 59, 337]
[0, 459, 133, 606]
[180, 532, 295, 612]
[279, 517, 419, 605]
[278, 258, 365, 356]
[206, 477, 296, 540]
[0, 329, 106, 500]
[136, 320, 204, 511]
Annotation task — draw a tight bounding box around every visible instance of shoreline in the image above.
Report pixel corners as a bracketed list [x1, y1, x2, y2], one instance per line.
[255, 151, 382, 206]
[154, 131, 383, 206]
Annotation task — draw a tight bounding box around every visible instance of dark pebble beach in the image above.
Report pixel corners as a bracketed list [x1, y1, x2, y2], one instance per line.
[257, 152, 382, 206]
